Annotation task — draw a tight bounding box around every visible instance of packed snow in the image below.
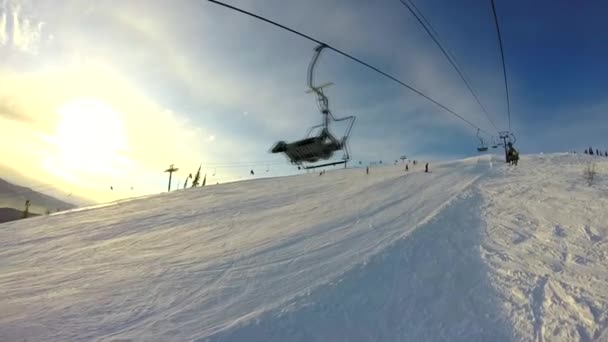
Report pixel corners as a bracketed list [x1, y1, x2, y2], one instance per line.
[1, 153, 607, 341]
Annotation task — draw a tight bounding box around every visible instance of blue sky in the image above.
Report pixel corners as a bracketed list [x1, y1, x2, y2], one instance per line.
[0, 0, 606, 202]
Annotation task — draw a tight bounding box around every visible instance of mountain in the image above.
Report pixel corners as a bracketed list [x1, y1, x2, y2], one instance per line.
[0, 177, 77, 216]
[0, 153, 607, 341]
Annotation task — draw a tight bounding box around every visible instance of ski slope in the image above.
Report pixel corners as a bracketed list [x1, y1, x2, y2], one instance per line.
[1, 153, 607, 341]
[481, 154, 608, 341]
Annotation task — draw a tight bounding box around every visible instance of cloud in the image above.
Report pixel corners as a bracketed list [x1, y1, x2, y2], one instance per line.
[0, 63, 208, 202]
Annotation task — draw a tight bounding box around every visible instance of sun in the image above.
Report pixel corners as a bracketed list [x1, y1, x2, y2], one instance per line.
[44, 98, 130, 179]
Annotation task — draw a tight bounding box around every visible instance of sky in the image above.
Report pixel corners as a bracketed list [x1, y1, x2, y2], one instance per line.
[0, 0, 606, 203]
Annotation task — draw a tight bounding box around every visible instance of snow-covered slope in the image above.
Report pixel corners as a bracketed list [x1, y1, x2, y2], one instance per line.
[1, 153, 606, 341]
[481, 154, 608, 341]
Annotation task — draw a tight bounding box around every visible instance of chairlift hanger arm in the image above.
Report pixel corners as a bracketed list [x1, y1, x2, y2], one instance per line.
[306, 122, 326, 138]
[476, 128, 486, 145]
[308, 44, 331, 128]
[329, 112, 356, 141]
[307, 44, 327, 91]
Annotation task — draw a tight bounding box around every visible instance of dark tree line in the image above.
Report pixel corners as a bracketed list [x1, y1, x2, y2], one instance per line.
[583, 147, 608, 156]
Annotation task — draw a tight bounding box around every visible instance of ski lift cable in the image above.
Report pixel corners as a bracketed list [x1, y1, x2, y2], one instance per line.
[207, 0, 493, 136]
[211, 161, 285, 169]
[406, 0, 461, 74]
[197, 160, 285, 167]
[398, 0, 500, 133]
[490, 0, 512, 132]
[403, 0, 468, 79]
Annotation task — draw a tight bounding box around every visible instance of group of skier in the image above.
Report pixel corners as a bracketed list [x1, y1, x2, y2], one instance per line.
[364, 161, 430, 174]
[361, 144, 521, 177]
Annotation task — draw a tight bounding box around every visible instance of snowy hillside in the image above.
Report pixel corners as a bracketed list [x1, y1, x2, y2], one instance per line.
[1, 153, 607, 341]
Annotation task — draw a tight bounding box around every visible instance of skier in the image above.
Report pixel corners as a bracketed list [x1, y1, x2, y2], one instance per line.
[366, 166, 369, 175]
[405, 164, 409, 171]
[425, 163, 429, 173]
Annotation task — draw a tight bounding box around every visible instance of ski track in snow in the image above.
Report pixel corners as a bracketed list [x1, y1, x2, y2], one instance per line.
[1, 153, 607, 341]
[212, 188, 512, 342]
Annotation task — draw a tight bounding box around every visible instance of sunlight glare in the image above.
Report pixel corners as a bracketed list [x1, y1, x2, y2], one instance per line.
[46, 98, 130, 178]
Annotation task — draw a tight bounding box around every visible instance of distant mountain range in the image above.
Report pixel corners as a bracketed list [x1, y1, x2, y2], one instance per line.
[0, 177, 77, 223]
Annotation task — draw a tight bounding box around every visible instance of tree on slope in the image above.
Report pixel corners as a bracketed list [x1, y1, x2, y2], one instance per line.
[184, 173, 193, 189]
[192, 165, 201, 187]
[23, 200, 31, 218]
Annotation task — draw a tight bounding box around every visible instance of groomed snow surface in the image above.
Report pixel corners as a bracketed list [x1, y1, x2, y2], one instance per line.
[1, 153, 607, 341]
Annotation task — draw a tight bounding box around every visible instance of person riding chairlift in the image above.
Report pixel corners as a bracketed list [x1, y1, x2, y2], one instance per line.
[507, 142, 519, 165]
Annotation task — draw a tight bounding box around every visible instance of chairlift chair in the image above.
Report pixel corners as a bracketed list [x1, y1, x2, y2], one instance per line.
[271, 44, 356, 170]
[476, 129, 488, 152]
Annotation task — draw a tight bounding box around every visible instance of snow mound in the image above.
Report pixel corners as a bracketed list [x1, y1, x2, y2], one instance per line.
[1, 153, 607, 341]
